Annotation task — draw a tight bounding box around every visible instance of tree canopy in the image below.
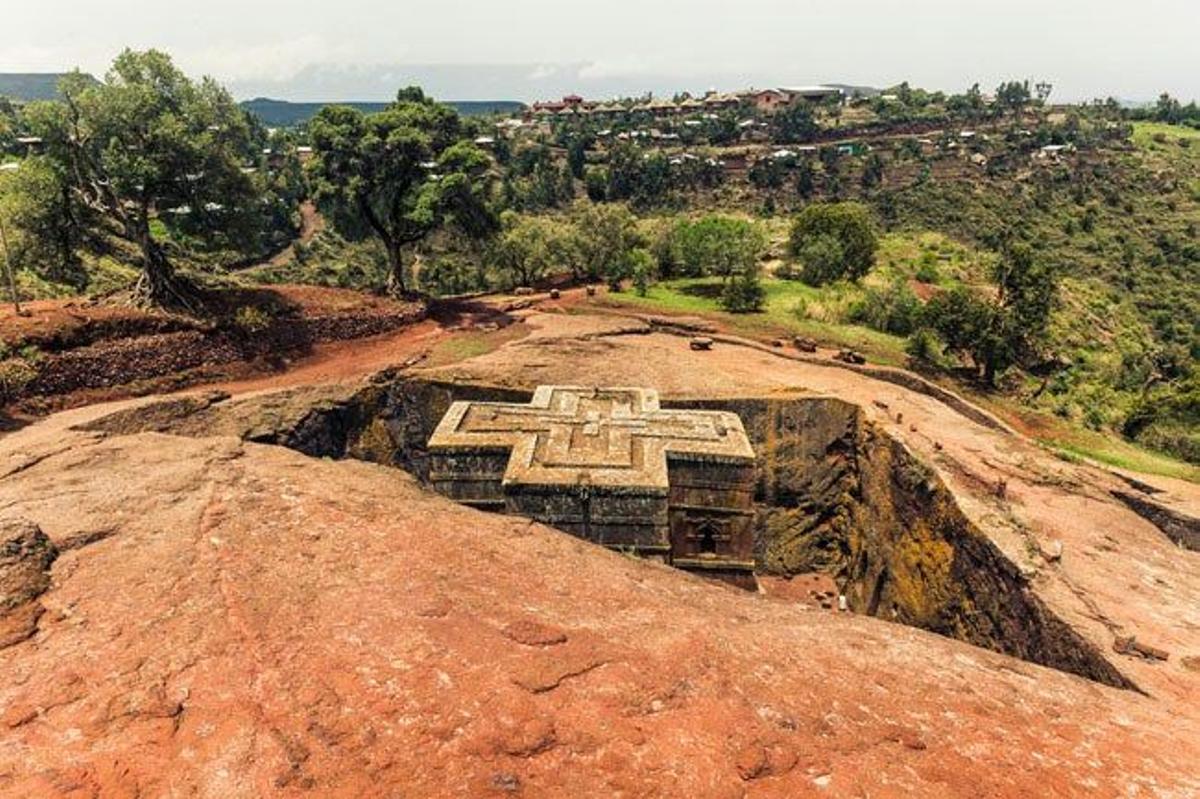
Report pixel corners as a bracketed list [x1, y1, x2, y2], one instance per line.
[921, 243, 1058, 385]
[27, 49, 260, 307]
[308, 87, 496, 295]
[788, 202, 878, 285]
[664, 216, 765, 281]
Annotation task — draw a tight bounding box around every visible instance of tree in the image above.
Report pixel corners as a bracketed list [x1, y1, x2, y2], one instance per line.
[567, 138, 587, 179]
[995, 80, 1032, 117]
[947, 83, 986, 119]
[569, 201, 640, 284]
[788, 202, 878, 284]
[920, 243, 1058, 385]
[309, 86, 496, 295]
[921, 287, 1009, 383]
[670, 216, 765, 281]
[492, 212, 556, 288]
[584, 167, 607, 202]
[771, 103, 817, 144]
[0, 158, 87, 290]
[861, 152, 885, 191]
[992, 242, 1057, 364]
[0, 98, 16, 153]
[795, 159, 815, 198]
[1153, 93, 1187, 125]
[29, 50, 260, 307]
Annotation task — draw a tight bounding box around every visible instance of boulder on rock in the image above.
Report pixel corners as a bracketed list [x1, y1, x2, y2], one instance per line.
[793, 336, 818, 353]
[0, 518, 58, 614]
[0, 517, 58, 649]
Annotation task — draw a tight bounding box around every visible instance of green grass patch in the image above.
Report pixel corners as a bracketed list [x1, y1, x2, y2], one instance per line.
[1131, 121, 1200, 149]
[603, 275, 910, 365]
[424, 328, 524, 367]
[1043, 436, 1199, 483]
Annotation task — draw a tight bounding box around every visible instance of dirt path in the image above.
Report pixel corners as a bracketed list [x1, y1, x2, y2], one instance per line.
[206, 295, 526, 397]
[267, 201, 324, 268]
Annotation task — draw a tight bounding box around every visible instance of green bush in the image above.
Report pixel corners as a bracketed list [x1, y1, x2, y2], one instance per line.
[628, 248, 657, 296]
[1122, 376, 1200, 463]
[0, 358, 37, 403]
[720, 268, 766, 313]
[847, 280, 922, 335]
[788, 202, 878, 285]
[914, 252, 939, 283]
[905, 328, 943, 365]
[774, 260, 799, 280]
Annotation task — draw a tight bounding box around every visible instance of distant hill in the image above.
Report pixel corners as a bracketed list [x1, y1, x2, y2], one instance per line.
[241, 97, 526, 127]
[0, 73, 98, 102]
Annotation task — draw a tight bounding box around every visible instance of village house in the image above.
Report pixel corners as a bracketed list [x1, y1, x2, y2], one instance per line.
[748, 89, 789, 114]
[780, 85, 846, 105]
[703, 91, 741, 111]
[13, 136, 43, 156]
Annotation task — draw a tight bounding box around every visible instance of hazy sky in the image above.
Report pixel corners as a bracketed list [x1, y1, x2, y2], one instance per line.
[3, 0, 1196, 102]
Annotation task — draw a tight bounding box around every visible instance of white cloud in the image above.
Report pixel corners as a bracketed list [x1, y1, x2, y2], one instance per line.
[527, 64, 558, 81]
[185, 36, 385, 83]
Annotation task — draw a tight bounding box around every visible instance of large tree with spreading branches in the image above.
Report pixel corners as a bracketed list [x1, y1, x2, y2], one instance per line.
[26, 49, 259, 308]
[308, 87, 496, 295]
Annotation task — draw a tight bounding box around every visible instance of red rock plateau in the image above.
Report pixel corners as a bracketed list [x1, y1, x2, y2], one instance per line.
[1, 298, 1199, 798]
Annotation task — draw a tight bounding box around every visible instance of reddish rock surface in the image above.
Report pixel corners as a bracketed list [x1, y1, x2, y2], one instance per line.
[0, 401, 1198, 798]
[2, 302, 1199, 797]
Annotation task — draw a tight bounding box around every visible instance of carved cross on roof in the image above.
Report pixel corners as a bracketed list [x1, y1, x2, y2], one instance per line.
[427, 385, 755, 491]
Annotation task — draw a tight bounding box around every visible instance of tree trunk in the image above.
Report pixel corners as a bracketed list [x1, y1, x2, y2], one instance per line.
[0, 214, 24, 316]
[384, 240, 406, 297]
[131, 217, 197, 311]
[983, 357, 997, 388]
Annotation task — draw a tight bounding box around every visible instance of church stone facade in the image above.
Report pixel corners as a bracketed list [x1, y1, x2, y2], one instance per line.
[427, 385, 757, 587]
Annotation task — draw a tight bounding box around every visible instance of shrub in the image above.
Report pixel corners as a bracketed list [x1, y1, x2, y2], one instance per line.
[905, 328, 943, 365]
[788, 202, 878, 285]
[0, 358, 37, 403]
[914, 255, 939, 284]
[232, 306, 272, 334]
[628, 248, 657, 296]
[848, 280, 922, 335]
[720, 267, 766, 313]
[584, 167, 608, 202]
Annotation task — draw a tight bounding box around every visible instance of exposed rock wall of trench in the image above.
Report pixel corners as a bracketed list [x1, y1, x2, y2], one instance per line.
[679, 396, 1135, 690]
[848, 429, 1135, 689]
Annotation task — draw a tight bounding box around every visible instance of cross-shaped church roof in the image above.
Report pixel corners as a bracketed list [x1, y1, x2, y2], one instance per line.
[427, 385, 755, 491]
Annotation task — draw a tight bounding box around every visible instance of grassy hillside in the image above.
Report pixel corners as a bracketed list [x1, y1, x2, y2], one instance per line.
[5, 85, 1196, 475]
[876, 122, 1198, 462]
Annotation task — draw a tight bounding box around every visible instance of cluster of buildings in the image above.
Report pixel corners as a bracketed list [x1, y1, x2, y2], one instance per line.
[529, 86, 846, 119]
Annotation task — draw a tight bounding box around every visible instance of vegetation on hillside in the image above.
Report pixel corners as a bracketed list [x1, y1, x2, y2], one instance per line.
[0, 54, 1196, 469]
